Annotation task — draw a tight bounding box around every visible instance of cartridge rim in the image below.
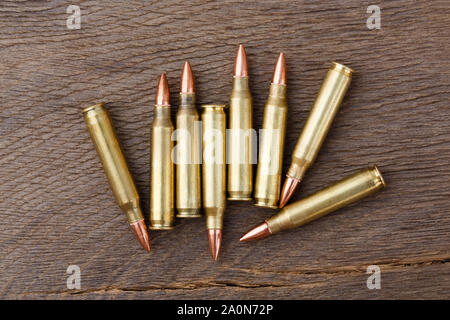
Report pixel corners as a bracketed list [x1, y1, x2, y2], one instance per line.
[228, 191, 253, 201]
[372, 165, 386, 187]
[201, 104, 227, 109]
[176, 209, 202, 218]
[149, 224, 175, 230]
[254, 200, 279, 209]
[331, 62, 354, 77]
[228, 197, 253, 201]
[82, 103, 105, 114]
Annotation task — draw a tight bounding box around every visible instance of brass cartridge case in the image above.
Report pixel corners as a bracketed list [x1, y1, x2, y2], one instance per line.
[228, 76, 254, 201]
[287, 62, 353, 182]
[201, 104, 227, 229]
[268, 166, 385, 234]
[175, 93, 202, 218]
[150, 101, 174, 229]
[254, 83, 288, 208]
[82, 103, 144, 224]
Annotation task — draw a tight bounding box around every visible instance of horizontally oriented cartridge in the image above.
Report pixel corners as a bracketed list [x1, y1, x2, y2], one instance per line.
[241, 166, 386, 241]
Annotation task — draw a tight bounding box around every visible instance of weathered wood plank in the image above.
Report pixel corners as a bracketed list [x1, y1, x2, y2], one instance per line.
[0, 0, 449, 299]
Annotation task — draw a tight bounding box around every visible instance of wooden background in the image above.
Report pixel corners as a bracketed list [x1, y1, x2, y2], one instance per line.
[0, 0, 448, 299]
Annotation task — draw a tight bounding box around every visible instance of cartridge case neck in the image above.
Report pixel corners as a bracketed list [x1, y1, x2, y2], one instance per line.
[154, 105, 171, 118]
[266, 208, 290, 234]
[287, 157, 310, 181]
[124, 206, 144, 224]
[232, 76, 250, 91]
[205, 208, 225, 229]
[179, 93, 196, 108]
[269, 83, 287, 98]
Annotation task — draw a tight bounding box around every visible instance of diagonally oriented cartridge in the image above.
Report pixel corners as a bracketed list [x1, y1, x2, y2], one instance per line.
[202, 104, 227, 261]
[254, 53, 288, 208]
[279, 62, 353, 208]
[241, 166, 386, 242]
[228, 44, 254, 201]
[83, 103, 150, 252]
[150, 73, 174, 229]
[175, 61, 202, 218]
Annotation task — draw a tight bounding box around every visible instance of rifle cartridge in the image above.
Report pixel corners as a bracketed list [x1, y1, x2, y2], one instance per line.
[270, 166, 385, 233]
[176, 62, 202, 218]
[228, 45, 254, 201]
[254, 53, 287, 208]
[83, 103, 150, 251]
[241, 166, 386, 242]
[280, 62, 353, 208]
[150, 73, 174, 229]
[202, 104, 227, 229]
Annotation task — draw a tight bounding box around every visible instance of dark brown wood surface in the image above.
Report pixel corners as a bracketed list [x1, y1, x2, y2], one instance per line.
[0, 0, 449, 299]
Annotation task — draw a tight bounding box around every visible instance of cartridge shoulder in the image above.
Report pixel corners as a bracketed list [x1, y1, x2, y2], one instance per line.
[152, 116, 174, 127]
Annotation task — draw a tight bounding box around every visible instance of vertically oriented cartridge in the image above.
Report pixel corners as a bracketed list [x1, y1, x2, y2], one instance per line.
[228, 44, 254, 201]
[202, 104, 227, 261]
[254, 53, 288, 208]
[176, 61, 202, 218]
[150, 73, 175, 229]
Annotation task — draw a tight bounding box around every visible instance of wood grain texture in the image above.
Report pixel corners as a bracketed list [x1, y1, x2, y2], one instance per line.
[0, 0, 449, 299]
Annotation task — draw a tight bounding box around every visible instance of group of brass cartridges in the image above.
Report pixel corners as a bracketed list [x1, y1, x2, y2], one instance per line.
[83, 44, 386, 261]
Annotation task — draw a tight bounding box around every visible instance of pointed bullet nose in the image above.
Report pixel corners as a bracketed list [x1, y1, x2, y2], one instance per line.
[129, 220, 151, 252]
[272, 52, 286, 85]
[207, 229, 222, 261]
[234, 44, 248, 77]
[279, 176, 300, 208]
[180, 61, 195, 94]
[240, 222, 272, 242]
[156, 72, 170, 105]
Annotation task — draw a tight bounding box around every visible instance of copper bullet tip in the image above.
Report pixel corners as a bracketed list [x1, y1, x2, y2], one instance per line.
[207, 229, 222, 261]
[240, 222, 272, 242]
[180, 61, 195, 94]
[279, 176, 300, 208]
[272, 52, 286, 85]
[129, 219, 151, 252]
[156, 72, 170, 105]
[234, 44, 248, 77]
